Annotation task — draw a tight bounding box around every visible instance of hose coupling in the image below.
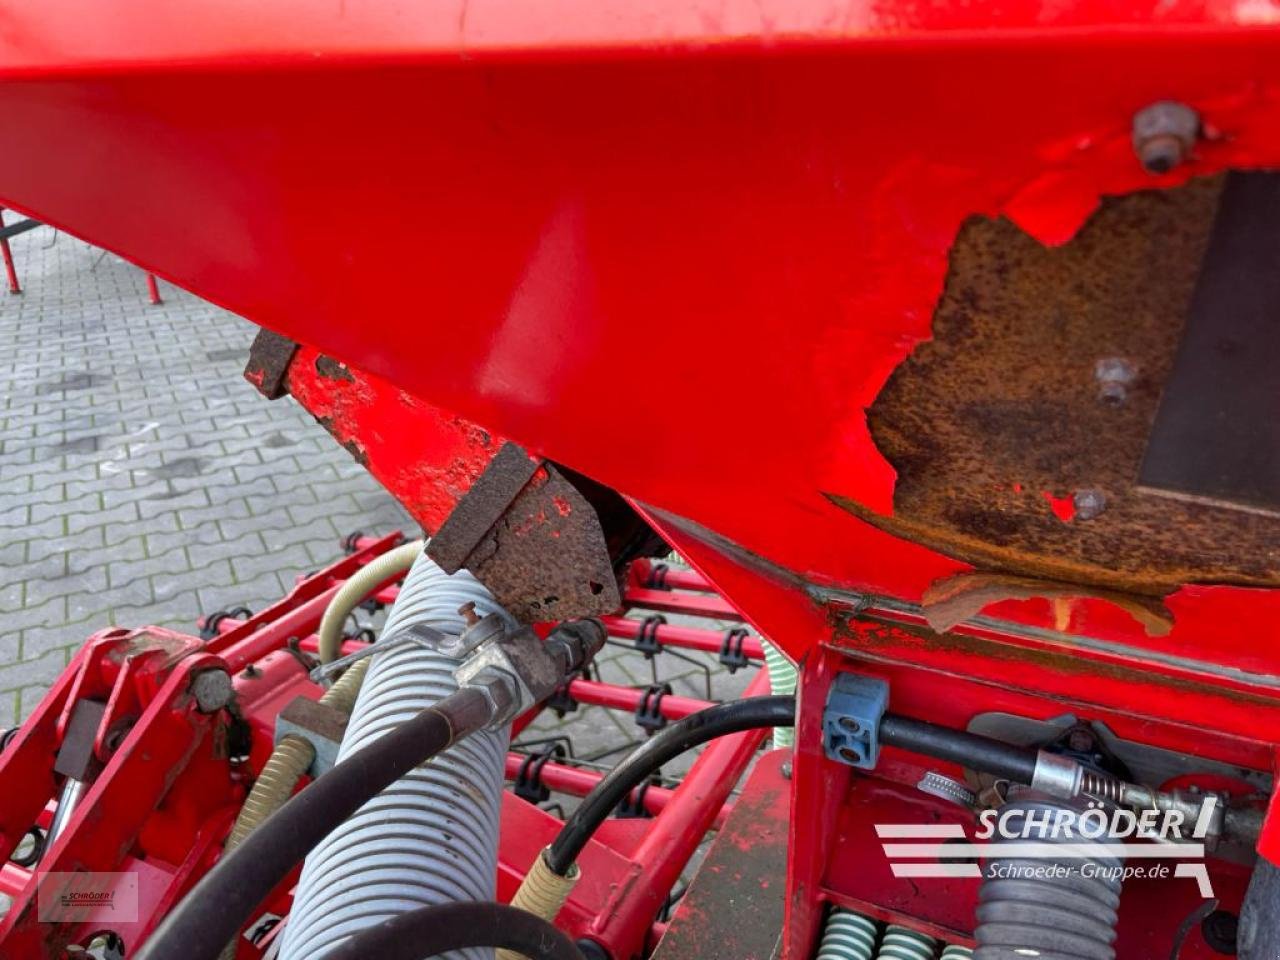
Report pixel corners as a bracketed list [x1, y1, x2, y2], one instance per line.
[455, 618, 607, 727]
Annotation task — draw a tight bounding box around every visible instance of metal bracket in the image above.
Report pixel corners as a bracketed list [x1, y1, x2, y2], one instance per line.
[634, 615, 666, 658]
[274, 696, 350, 776]
[513, 744, 565, 805]
[645, 563, 672, 590]
[718, 627, 751, 674]
[617, 774, 660, 819]
[823, 673, 889, 769]
[635, 683, 673, 733]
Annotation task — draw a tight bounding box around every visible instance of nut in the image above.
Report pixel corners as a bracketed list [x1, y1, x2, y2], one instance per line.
[190, 668, 234, 713]
[1094, 357, 1136, 406]
[465, 667, 521, 726]
[1132, 101, 1200, 174]
[1073, 488, 1107, 521]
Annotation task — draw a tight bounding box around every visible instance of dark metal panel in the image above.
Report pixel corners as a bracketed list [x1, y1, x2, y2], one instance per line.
[1139, 171, 1280, 516]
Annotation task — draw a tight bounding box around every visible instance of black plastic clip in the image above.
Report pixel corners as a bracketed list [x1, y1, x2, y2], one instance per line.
[634, 615, 667, 658]
[547, 663, 594, 718]
[198, 606, 252, 641]
[341, 530, 365, 554]
[718, 627, 752, 674]
[644, 563, 672, 590]
[513, 744, 565, 805]
[616, 773, 661, 819]
[635, 683, 673, 733]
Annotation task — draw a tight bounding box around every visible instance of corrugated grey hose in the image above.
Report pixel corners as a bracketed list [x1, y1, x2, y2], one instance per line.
[279, 553, 511, 960]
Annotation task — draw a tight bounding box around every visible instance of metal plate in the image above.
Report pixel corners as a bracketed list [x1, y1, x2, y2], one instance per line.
[859, 175, 1280, 596]
[1139, 171, 1280, 516]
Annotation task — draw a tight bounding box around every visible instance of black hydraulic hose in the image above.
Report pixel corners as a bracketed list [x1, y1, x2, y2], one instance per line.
[322, 901, 586, 960]
[135, 686, 494, 960]
[879, 713, 1038, 784]
[544, 697, 1041, 877]
[545, 695, 797, 875]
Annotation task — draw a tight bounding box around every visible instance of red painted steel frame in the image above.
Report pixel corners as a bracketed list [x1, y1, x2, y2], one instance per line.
[3, 5, 1280, 691]
[0, 533, 769, 959]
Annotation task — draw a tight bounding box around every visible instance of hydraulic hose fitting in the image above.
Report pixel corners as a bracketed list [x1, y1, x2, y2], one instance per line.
[455, 618, 607, 727]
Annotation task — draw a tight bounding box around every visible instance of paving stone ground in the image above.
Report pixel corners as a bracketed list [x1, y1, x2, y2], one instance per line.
[0, 225, 414, 724]
[0, 223, 756, 780]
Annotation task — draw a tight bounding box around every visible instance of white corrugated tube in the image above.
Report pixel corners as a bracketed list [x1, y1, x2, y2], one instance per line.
[278, 552, 511, 960]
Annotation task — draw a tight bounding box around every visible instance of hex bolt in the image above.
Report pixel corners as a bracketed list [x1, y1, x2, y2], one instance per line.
[190, 668, 234, 713]
[1132, 101, 1201, 175]
[1073, 488, 1107, 521]
[1095, 357, 1136, 406]
[1067, 729, 1096, 753]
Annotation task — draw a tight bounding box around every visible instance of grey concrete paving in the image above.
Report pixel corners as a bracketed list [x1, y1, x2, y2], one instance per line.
[0, 224, 414, 724]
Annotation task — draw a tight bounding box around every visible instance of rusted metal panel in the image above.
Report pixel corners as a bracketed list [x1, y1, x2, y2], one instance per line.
[1139, 171, 1280, 516]
[428, 442, 541, 574]
[243, 328, 300, 400]
[856, 174, 1280, 597]
[434, 457, 624, 622]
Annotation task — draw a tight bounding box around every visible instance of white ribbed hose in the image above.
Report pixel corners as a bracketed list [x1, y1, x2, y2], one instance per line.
[763, 641, 798, 749]
[279, 552, 510, 960]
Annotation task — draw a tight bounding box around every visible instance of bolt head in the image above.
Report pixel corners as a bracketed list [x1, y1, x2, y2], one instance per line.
[1132, 101, 1200, 175]
[190, 668, 234, 713]
[1073, 488, 1107, 521]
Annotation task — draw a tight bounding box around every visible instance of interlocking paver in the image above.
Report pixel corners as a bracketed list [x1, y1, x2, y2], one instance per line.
[0, 225, 414, 724]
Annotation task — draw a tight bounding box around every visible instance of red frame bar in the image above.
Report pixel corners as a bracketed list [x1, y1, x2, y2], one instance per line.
[621, 586, 741, 621]
[502, 753, 735, 827]
[602, 614, 764, 661]
[0, 208, 20, 294]
[567, 678, 714, 722]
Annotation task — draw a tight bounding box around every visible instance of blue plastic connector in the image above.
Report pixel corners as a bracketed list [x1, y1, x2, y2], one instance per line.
[823, 673, 889, 769]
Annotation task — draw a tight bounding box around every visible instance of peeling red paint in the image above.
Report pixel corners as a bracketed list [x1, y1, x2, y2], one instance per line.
[1041, 490, 1075, 523]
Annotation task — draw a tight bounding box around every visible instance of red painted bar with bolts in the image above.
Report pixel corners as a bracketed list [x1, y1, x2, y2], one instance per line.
[602, 614, 765, 662]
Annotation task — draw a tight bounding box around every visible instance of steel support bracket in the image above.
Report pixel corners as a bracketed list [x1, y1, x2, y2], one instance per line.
[275, 697, 349, 776]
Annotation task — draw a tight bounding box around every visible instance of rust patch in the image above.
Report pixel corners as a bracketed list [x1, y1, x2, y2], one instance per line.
[921, 571, 1173, 636]
[243, 328, 299, 399]
[853, 175, 1280, 595]
[314, 354, 355, 382]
